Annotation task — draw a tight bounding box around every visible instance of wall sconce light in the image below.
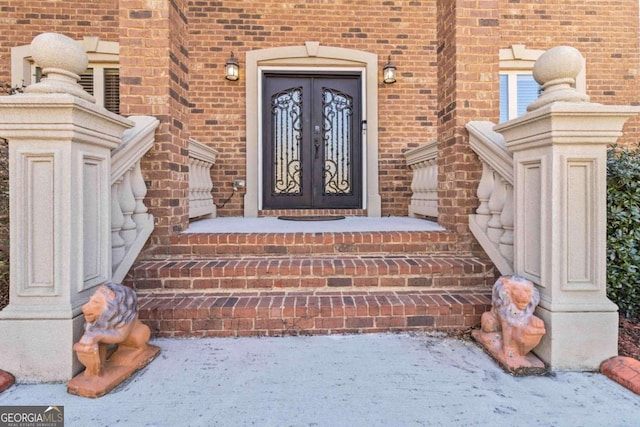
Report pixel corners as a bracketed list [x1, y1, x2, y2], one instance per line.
[225, 52, 239, 81]
[383, 55, 397, 84]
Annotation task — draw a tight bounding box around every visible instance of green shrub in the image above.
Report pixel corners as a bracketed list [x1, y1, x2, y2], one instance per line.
[607, 146, 640, 318]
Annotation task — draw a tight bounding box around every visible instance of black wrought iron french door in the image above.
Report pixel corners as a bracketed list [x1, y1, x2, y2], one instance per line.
[262, 73, 362, 209]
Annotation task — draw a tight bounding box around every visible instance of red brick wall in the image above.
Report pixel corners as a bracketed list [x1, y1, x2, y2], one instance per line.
[498, 0, 640, 146]
[0, 1, 119, 85]
[186, 1, 440, 217]
[436, 0, 500, 250]
[0, 0, 638, 251]
[186, 0, 640, 219]
[119, 0, 191, 247]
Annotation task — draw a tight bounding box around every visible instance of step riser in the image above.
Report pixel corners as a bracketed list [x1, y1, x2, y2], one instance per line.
[127, 256, 496, 291]
[131, 276, 495, 291]
[137, 290, 492, 338]
[132, 229, 496, 337]
[157, 231, 460, 257]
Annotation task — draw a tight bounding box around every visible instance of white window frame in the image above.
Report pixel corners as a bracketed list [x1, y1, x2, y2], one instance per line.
[499, 44, 586, 121]
[499, 71, 540, 121]
[11, 36, 119, 110]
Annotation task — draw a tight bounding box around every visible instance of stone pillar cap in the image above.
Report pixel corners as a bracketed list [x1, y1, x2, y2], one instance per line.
[23, 32, 95, 103]
[527, 45, 589, 112]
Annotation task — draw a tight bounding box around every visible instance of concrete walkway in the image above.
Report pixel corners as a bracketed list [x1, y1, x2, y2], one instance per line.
[1, 333, 639, 426]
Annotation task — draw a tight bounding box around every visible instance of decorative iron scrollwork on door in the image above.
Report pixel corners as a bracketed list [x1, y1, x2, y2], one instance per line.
[322, 88, 353, 196]
[263, 74, 361, 209]
[271, 87, 303, 195]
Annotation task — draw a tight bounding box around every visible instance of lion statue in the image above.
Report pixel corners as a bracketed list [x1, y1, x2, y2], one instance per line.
[480, 275, 546, 359]
[73, 282, 151, 377]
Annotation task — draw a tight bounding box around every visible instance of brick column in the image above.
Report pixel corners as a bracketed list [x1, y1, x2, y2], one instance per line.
[119, 0, 190, 250]
[436, 0, 500, 251]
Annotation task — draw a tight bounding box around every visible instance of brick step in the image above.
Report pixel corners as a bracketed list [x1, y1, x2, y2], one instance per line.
[157, 230, 460, 257]
[126, 254, 497, 291]
[137, 288, 493, 337]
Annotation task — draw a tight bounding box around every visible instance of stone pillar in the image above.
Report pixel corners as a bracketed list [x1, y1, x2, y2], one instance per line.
[495, 46, 640, 370]
[0, 33, 132, 381]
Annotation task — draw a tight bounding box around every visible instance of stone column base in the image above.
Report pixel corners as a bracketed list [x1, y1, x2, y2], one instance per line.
[534, 307, 618, 371]
[0, 315, 85, 382]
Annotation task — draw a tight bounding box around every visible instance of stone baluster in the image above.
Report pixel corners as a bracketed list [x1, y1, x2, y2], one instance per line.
[199, 159, 211, 209]
[410, 163, 419, 201]
[110, 116, 158, 284]
[131, 161, 149, 233]
[499, 181, 514, 262]
[404, 141, 438, 219]
[468, 121, 514, 276]
[412, 162, 427, 208]
[411, 163, 421, 200]
[188, 138, 218, 219]
[197, 159, 207, 210]
[118, 168, 137, 249]
[426, 159, 437, 213]
[111, 178, 126, 271]
[188, 156, 197, 210]
[475, 162, 494, 232]
[486, 173, 506, 244]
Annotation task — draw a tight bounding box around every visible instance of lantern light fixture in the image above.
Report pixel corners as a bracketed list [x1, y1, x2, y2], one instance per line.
[383, 55, 397, 84]
[225, 52, 239, 81]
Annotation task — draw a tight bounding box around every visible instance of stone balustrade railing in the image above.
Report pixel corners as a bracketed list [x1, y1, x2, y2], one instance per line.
[467, 121, 514, 275]
[189, 138, 219, 219]
[404, 140, 438, 219]
[111, 116, 158, 283]
[0, 32, 162, 381]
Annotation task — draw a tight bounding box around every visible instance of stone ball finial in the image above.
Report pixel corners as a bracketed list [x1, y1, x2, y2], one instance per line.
[527, 45, 589, 112]
[532, 45, 584, 86]
[23, 32, 95, 102]
[31, 32, 88, 76]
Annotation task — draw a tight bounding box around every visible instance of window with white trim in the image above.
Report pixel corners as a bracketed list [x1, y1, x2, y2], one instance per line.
[499, 44, 586, 123]
[499, 72, 540, 122]
[12, 37, 120, 114]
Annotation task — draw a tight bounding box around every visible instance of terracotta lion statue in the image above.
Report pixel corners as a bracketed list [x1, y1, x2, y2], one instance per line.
[480, 275, 546, 359]
[73, 282, 151, 376]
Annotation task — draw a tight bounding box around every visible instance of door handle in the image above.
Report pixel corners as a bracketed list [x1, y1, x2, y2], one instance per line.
[314, 125, 321, 159]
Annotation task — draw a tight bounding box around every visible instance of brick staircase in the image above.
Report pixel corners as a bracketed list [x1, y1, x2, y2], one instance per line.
[126, 224, 497, 337]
